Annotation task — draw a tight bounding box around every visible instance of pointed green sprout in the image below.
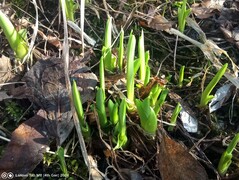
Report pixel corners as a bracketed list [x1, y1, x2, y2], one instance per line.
[72, 80, 90, 138]
[218, 133, 239, 176]
[108, 99, 119, 125]
[113, 98, 127, 149]
[118, 27, 124, 72]
[154, 88, 169, 115]
[136, 50, 151, 86]
[56, 147, 69, 177]
[102, 17, 115, 72]
[136, 97, 158, 135]
[60, 0, 78, 21]
[126, 31, 136, 108]
[139, 30, 146, 83]
[96, 87, 108, 128]
[168, 103, 182, 131]
[178, 65, 185, 88]
[99, 56, 105, 98]
[149, 84, 162, 107]
[144, 51, 151, 85]
[133, 58, 141, 76]
[200, 63, 228, 107]
[0, 10, 28, 60]
[178, 0, 191, 32]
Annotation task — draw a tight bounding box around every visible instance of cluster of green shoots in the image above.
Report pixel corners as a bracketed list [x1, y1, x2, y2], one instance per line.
[71, 17, 171, 150]
[178, 63, 228, 108]
[95, 17, 169, 149]
[1, 2, 232, 176]
[71, 16, 229, 151]
[177, 0, 191, 32]
[176, 0, 228, 108]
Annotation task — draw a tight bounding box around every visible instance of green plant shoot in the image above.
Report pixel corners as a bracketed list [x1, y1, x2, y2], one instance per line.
[0, 10, 28, 60]
[102, 17, 115, 72]
[144, 51, 151, 85]
[126, 31, 136, 108]
[133, 58, 140, 76]
[168, 103, 182, 131]
[60, 0, 78, 21]
[114, 98, 128, 149]
[99, 56, 105, 98]
[149, 84, 162, 107]
[118, 28, 124, 72]
[96, 87, 108, 128]
[139, 30, 146, 83]
[56, 147, 69, 177]
[154, 88, 169, 115]
[108, 99, 119, 125]
[72, 80, 90, 138]
[178, 0, 191, 32]
[178, 65, 185, 88]
[200, 63, 228, 107]
[135, 97, 158, 135]
[218, 133, 239, 176]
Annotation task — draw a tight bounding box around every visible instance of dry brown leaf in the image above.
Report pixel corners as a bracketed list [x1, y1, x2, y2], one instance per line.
[158, 131, 208, 180]
[0, 110, 49, 175]
[139, 77, 167, 98]
[148, 14, 173, 31]
[37, 30, 62, 49]
[191, 0, 222, 19]
[0, 55, 12, 86]
[10, 56, 98, 145]
[139, 14, 173, 31]
[191, 4, 217, 19]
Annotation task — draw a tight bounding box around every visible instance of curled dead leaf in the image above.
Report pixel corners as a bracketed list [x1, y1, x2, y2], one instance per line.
[0, 110, 49, 175]
[157, 130, 208, 180]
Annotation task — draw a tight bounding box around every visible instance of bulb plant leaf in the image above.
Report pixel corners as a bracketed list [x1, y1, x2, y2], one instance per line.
[108, 99, 119, 125]
[144, 51, 151, 85]
[60, 0, 78, 22]
[56, 147, 69, 177]
[178, 65, 185, 88]
[133, 58, 140, 76]
[113, 98, 128, 149]
[135, 97, 158, 135]
[126, 31, 136, 109]
[154, 88, 169, 115]
[218, 133, 239, 176]
[149, 84, 162, 107]
[118, 28, 124, 72]
[99, 56, 105, 98]
[0, 10, 28, 60]
[178, 0, 191, 32]
[199, 63, 228, 107]
[96, 87, 108, 128]
[72, 80, 91, 138]
[139, 30, 146, 83]
[168, 103, 182, 131]
[102, 17, 115, 72]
